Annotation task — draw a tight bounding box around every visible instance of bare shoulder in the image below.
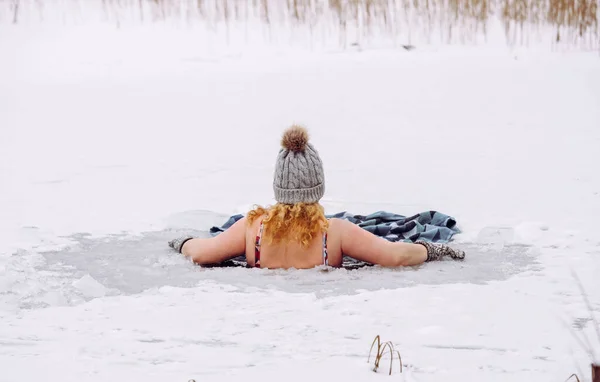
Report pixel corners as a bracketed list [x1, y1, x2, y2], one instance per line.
[327, 217, 357, 233]
[244, 215, 263, 239]
[326, 217, 348, 235]
[246, 214, 261, 230]
[324, 218, 347, 266]
[326, 217, 360, 245]
[327, 217, 341, 228]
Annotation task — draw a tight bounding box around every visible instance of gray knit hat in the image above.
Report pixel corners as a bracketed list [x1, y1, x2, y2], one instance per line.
[273, 125, 325, 204]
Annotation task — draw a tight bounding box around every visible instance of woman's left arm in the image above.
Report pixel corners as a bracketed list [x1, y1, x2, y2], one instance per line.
[182, 217, 247, 265]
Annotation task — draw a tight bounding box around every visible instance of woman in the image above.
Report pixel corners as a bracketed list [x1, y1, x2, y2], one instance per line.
[168, 125, 465, 269]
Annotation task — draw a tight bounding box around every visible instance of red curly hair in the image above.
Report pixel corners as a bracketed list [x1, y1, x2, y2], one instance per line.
[247, 203, 329, 248]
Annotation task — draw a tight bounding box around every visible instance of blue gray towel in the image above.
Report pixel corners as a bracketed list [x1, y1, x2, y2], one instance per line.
[207, 210, 460, 268]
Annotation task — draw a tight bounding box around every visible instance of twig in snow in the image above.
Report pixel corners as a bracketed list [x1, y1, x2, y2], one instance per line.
[367, 335, 403, 375]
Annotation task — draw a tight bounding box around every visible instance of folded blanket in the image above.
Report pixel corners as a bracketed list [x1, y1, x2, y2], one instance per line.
[207, 210, 460, 268]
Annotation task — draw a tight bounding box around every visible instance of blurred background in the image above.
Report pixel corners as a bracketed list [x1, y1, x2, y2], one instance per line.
[2, 0, 598, 49]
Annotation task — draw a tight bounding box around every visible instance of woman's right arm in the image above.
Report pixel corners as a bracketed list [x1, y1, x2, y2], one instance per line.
[336, 218, 427, 267]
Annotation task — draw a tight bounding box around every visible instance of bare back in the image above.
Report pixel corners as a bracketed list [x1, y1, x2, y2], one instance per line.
[244, 217, 344, 269]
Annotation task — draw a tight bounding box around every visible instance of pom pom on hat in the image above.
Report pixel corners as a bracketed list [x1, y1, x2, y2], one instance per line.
[281, 125, 309, 152]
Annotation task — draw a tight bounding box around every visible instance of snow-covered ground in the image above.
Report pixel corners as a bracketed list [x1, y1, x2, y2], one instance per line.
[1, 8, 600, 381]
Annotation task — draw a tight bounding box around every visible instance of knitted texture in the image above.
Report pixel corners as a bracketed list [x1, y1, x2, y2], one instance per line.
[416, 240, 466, 261]
[273, 127, 325, 204]
[168, 235, 194, 253]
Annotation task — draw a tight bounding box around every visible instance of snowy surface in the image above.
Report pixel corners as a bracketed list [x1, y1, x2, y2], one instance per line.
[1, 13, 600, 382]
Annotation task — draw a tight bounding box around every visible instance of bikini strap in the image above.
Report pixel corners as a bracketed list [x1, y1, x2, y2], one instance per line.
[254, 221, 264, 268]
[322, 232, 329, 266]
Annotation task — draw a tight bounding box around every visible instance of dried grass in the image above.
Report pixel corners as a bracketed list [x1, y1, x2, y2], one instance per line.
[98, 0, 598, 45]
[368, 335, 403, 375]
[5, 0, 597, 47]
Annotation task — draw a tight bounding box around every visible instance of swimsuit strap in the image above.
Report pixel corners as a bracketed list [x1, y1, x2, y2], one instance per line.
[322, 232, 329, 266]
[322, 218, 330, 266]
[254, 221, 264, 268]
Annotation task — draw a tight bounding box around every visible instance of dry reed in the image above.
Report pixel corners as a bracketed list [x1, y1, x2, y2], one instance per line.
[368, 335, 403, 375]
[3, 0, 598, 47]
[106, 0, 600, 45]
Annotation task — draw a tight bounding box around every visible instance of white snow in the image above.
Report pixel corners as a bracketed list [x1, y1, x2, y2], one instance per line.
[1, 3, 600, 381]
[72, 274, 108, 298]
